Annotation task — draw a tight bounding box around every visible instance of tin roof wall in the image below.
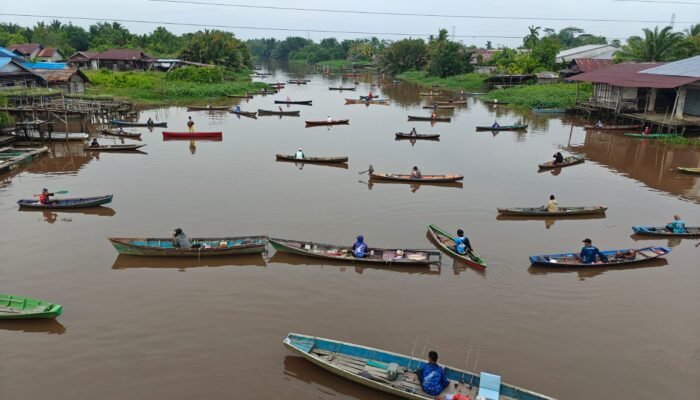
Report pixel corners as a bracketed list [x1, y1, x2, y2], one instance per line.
[556, 45, 618, 62]
[569, 62, 700, 88]
[32, 68, 89, 83]
[0, 46, 22, 59]
[639, 55, 700, 78]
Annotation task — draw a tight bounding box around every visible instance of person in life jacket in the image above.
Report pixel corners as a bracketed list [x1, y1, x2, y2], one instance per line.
[352, 235, 368, 258]
[454, 229, 472, 255]
[38, 188, 54, 205]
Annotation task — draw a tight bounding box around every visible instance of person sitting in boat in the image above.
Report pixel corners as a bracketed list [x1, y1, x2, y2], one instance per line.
[89, 138, 100, 148]
[595, 120, 604, 128]
[147, 117, 154, 125]
[118, 126, 125, 133]
[553, 152, 564, 164]
[431, 111, 437, 119]
[545, 194, 558, 212]
[326, 116, 333, 123]
[206, 103, 212, 109]
[286, 96, 291, 102]
[580, 238, 608, 264]
[234, 105, 241, 113]
[187, 116, 195, 133]
[454, 229, 472, 255]
[295, 147, 305, 159]
[666, 215, 686, 233]
[410, 166, 422, 179]
[352, 235, 368, 258]
[410, 127, 417, 136]
[492, 121, 500, 129]
[642, 125, 651, 135]
[416, 351, 450, 396]
[367, 91, 373, 101]
[173, 228, 192, 249]
[38, 188, 54, 205]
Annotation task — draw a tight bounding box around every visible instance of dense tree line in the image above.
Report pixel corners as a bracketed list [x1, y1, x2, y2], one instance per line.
[246, 37, 385, 63]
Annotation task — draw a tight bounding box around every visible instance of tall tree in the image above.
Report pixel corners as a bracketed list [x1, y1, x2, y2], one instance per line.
[379, 38, 428, 75]
[180, 29, 251, 71]
[523, 25, 540, 50]
[427, 29, 473, 77]
[616, 26, 686, 62]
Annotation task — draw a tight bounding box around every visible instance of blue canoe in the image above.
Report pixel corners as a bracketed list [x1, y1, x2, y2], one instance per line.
[632, 226, 700, 238]
[529, 246, 671, 267]
[17, 195, 114, 209]
[110, 120, 167, 127]
[284, 333, 555, 400]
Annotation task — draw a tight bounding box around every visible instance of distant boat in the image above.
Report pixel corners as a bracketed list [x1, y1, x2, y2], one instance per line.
[531, 108, 566, 114]
[395, 132, 440, 140]
[84, 144, 146, 152]
[162, 131, 222, 140]
[100, 129, 142, 139]
[538, 155, 584, 170]
[275, 100, 312, 105]
[17, 194, 114, 209]
[229, 110, 258, 118]
[497, 206, 607, 216]
[329, 87, 356, 91]
[186, 105, 231, 111]
[305, 119, 349, 126]
[258, 109, 300, 116]
[111, 120, 167, 127]
[12, 131, 88, 141]
[407, 115, 451, 122]
[475, 124, 528, 131]
[583, 124, 642, 131]
[624, 133, 680, 139]
[275, 154, 348, 164]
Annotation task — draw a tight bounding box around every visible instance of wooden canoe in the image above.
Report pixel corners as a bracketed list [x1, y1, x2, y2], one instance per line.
[247, 90, 278, 95]
[84, 144, 146, 152]
[632, 226, 700, 238]
[283, 333, 555, 400]
[111, 120, 167, 127]
[583, 124, 642, 131]
[227, 94, 253, 99]
[230, 110, 258, 118]
[275, 154, 348, 164]
[345, 99, 389, 105]
[422, 105, 455, 109]
[407, 116, 451, 122]
[529, 246, 671, 267]
[258, 109, 301, 116]
[12, 131, 88, 141]
[395, 132, 440, 140]
[162, 131, 222, 140]
[287, 80, 309, 84]
[305, 119, 349, 126]
[624, 133, 680, 139]
[483, 100, 509, 105]
[427, 224, 487, 269]
[17, 194, 114, 209]
[370, 172, 463, 183]
[108, 236, 267, 257]
[435, 100, 467, 105]
[497, 206, 607, 216]
[269, 238, 441, 265]
[476, 124, 528, 131]
[329, 87, 356, 91]
[531, 108, 566, 114]
[186, 105, 231, 111]
[538, 155, 584, 170]
[359, 96, 382, 101]
[100, 129, 142, 139]
[0, 294, 63, 320]
[275, 100, 313, 105]
[677, 167, 700, 175]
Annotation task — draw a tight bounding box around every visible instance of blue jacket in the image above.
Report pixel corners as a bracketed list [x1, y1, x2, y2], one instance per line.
[352, 240, 368, 257]
[417, 363, 449, 396]
[580, 246, 607, 264]
[667, 220, 686, 234]
[454, 236, 471, 255]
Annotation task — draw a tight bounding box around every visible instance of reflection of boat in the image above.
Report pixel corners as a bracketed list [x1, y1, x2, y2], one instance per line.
[0, 319, 66, 334]
[427, 224, 487, 269]
[275, 154, 348, 163]
[0, 293, 62, 319]
[0, 146, 48, 173]
[632, 226, 700, 238]
[17, 194, 114, 209]
[497, 206, 607, 216]
[329, 87, 356, 91]
[268, 252, 438, 275]
[677, 167, 700, 175]
[538, 155, 584, 170]
[108, 236, 267, 256]
[19, 206, 116, 217]
[283, 333, 554, 400]
[528, 257, 669, 279]
[422, 105, 454, 109]
[529, 246, 671, 267]
[111, 254, 266, 269]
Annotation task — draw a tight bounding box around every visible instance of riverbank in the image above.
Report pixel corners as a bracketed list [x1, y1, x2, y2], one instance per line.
[482, 83, 593, 109]
[397, 71, 488, 92]
[659, 135, 700, 147]
[84, 68, 267, 105]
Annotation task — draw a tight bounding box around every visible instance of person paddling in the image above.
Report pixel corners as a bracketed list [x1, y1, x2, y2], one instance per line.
[454, 229, 472, 255]
[38, 188, 54, 205]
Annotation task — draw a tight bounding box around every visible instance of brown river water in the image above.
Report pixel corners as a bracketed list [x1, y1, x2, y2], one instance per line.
[1, 65, 698, 400]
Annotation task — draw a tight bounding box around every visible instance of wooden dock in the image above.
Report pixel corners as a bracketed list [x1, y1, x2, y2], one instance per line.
[0, 146, 49, 174]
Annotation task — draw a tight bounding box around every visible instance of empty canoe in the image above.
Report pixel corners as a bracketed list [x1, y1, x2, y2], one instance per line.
[583, 124, 642, 131]
[0, 294, 62, 319]
[632, 226, 700, 238]
[395, 132, 440, 140]
[422, 105, 455, 109]
[529, 246, 671, 267]
[276, 154, 348, 163]
[100, 129, 142, 139]
[269, 238, 441, 265]
[345, 99, 389, 105]
[283, 333, 555, 400]
[186, 105, 231, 111]
[497, 206, 607, 216]
[275, 100, 313, 105]
[407, 116, 451, 122]
[12, 131, 88, 141]
[305, 119, 349, 126]
[258, 109, 301, 116]
[162, 131, 222, 140]
[476, 124, 528, 131]
[108, 236, 267, 257]
[370, 172, 463, 183]
[538, 156, 584, 169]
[111, 120, 167, 127]
[427, 224, 487, 269]
[531, 108, 566, 114]
[84, 144, 147, 151]
[329, 87, 356, 91]
[624, 133, 680, 139]
[677, 167, 700, 175]
[17, 194, 114, 209]
[230, 110, 258, 118]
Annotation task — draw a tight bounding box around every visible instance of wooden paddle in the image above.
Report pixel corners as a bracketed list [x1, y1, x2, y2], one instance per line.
[358, 164, 374, 175]
[33, 190, 68, 197]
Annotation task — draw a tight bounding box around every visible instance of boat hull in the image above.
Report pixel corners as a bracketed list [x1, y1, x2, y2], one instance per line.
[407, 116, 451, 122]
[275, 154, 348, 163]
[538, 156, 584, 169]
[624, 133, 680, 139]
[583, 125, 642, 131]
[108, 236, 267, 257]
[427, 224, 487, 269]
[84, 144, 146, 151]
[100, 129, 142, 139]
[395, 133, 440, 140]
[497, 206, 607, 216]
[632, 226, 700, 237]
[162, 132, 222, 140]
[305, 120, 349, 126]
[258, 109, 300, 116]
[0, 294, 62, 319]
[369, 172, 463, 183]
[17, 195, 114, 209]
[275, 100, 312, 105]
[111, 120, 167, 127]
[476, 125, 528, 131]
[677, 167, 700, 175]
[529, 246, 671, 267]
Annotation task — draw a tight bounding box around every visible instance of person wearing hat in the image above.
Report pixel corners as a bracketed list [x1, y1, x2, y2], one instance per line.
[295, 147, 305, 159]
[352, 235, 368, 258]
[580, 238, 608, 264]
[172, 228, 192, 249]
[454, 229, 472, 255]
[38, 188, 54, 205]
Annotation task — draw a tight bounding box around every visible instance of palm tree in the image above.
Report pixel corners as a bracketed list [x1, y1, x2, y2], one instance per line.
[685, 24, 700, 37]
[523, 26, 540, 50]
[615, 26, 685, 62]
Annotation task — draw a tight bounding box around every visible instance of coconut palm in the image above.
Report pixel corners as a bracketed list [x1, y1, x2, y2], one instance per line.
[685, 24, 699, 37]
[523, 26, 541, 50]
[615, 26, 685, 62]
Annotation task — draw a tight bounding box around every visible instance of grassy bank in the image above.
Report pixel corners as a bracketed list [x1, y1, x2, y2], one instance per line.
[84, 68, 267, 104]
[483, 83, 593, 109]
[397, 71, 488, 92]
[659, 135, 700, 147]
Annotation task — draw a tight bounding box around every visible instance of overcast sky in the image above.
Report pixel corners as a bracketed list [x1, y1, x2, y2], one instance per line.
[1, 0, 697, 47]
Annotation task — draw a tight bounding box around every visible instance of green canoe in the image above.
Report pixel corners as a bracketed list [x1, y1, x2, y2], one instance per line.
[624, 133, 680, 139]
[427, 224, 487, 269]
[677, 167, 700, 175]
[0, 294, 63, 319]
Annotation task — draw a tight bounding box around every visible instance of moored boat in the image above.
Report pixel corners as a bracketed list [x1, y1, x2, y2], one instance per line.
[538, 155, 584, 169]
[0, 294, 63, 319]
[583, 124, 642, 131]
[283, 333, 555, 400]
[624, 133, 681, 139]
[529, 246, 671, 267]
[427, 224, 487, 269]
[162, 131, 222, 140]
[422, 105, 455, 109]
[497, 206, 607, 216]
[275, 100, 313, 105]
[275, 154, 348, 163]
[258, 109, 301, 116]
[0, 146, 48, 174]
[632, 226, 700, 238]
[269, 238, 441, 265]
[186, 105, 231, 111]
[305, 119, 349, 126]
[11, 131, 88, 141]
[108, 236, 267, 257]
[395, 132, 440, 140]
[677, 167, 700, 175]
[100, 129, 142, 139]
[17, 194, 114, 209]
[84, 144, 146, 152]
[329, 87, 356, 91]
[435, 100, 467, 105]
[227, 94, 253, 99]
[111, 120, 167, 127]
[531, 108, 566, 114]
[475, 124, 528, 131]
[287, 80, 309, 84]
[407, 116, 451, 122]
[229, 110, 258, 118]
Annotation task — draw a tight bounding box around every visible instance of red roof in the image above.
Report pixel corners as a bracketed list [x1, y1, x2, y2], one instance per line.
[8, 43, 42, 56]
[96, 49, 153, 61]
[573, 58, 613, 73]
[569, 62, 700, 88]
[69, 51, 100, 61]
[37, 48, 60, 58]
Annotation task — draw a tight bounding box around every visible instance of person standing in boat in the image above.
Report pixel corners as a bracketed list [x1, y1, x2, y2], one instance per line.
[553, 152, 564, 164]
[410, 166, 422, 179]
[118, 126, 125, 134]
[295, 147, 305, 160]
[187, 116, 195, 133]
[410, 127, 417, 136]
[666, 215, 686, 233]
[454, 229, 472, 255]
[38, 188, 54, 205]
[415, 351, 450, 396]
[352, 235, 368, 258]
[173, 228, 192, 249]
[545, 194, 558, 212]
[580, 238, 608, 264]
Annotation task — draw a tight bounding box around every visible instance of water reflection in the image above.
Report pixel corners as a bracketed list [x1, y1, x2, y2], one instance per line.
[283, 356, 384, 400]
[360, 180, 463, 192]
[528, 257, 669, 280]
[268, 252, 439, 275]
[111, 254, 266, 270]
[0, 319, 66, 335]
[629, 235, 693, 248]
[18, 207, 116, 224]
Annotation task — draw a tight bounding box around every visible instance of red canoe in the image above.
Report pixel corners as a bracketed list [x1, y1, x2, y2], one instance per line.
[162, 131, 223, 140]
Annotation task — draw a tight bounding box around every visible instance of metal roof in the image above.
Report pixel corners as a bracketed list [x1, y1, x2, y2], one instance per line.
[639, 55, 700, 78]
[0, 46, 21, 59]
[573, 58, 613, 73]
[7, 43, 41, 55]
[32, 68, 89, 83]
[569, 62, 700, 88]
[37, 48, 61, 58]
[556, 45, 618, 62]
[0, 58, 11, 69]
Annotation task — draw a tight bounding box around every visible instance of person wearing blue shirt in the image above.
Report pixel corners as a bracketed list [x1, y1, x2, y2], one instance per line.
[416, 351, 450, 396]
[352, 235, 368, 258]
[580, 238, 608, 264]
[666, 215, 686, 234]
[454, 229, 472, 255]
[234, 105, 241, 113]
